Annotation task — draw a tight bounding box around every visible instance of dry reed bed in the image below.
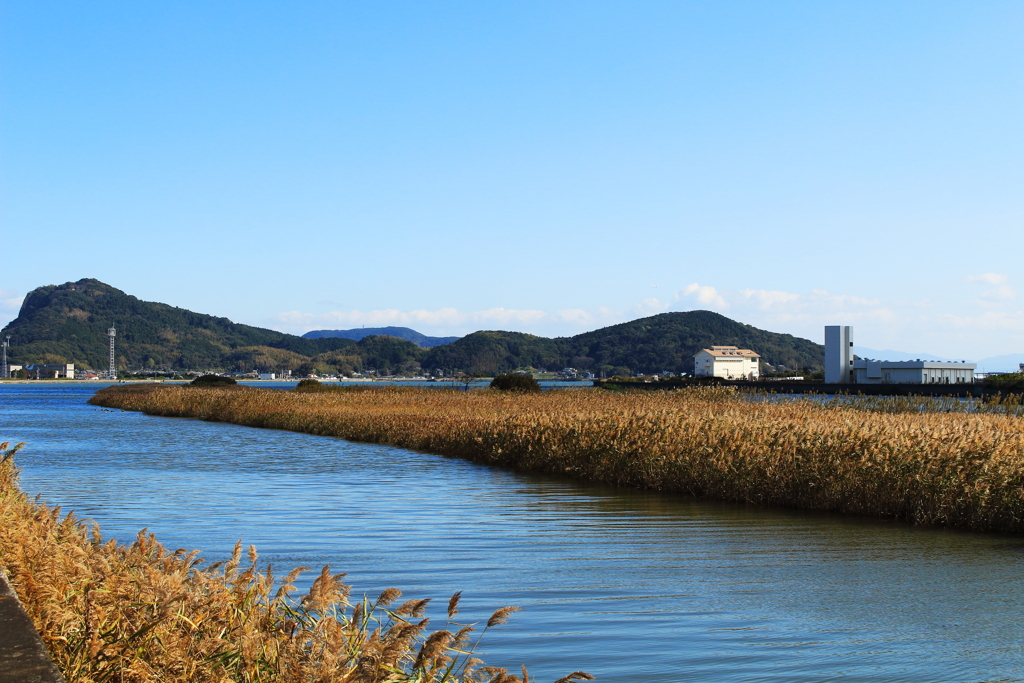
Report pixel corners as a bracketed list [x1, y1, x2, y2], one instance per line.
[0, 441, 589, 683]
[91, 384, 1024, 533]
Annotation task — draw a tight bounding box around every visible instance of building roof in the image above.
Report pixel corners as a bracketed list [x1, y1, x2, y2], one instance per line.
[696, 346, 760, 358]
[852, 359, 976, 369]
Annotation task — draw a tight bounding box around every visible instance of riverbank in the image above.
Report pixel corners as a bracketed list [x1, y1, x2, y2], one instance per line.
[0, 440, 584, 683]
[89, 384, 1024, 534]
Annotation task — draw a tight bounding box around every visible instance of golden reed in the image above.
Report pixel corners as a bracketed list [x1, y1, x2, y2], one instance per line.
[91, 384, 1024, 533]
[0, 441, 591, 683]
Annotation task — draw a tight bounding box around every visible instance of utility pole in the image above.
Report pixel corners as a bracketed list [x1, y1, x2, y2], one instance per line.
[108, 327, 117, 380]
[2, 335, 9, 379]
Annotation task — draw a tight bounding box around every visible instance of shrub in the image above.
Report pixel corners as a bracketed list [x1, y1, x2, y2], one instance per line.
[295, 378, 323, 391]
[985, 372, 1024, 394]
[190, 374, 237, 387]
[490, 373, 541, 392]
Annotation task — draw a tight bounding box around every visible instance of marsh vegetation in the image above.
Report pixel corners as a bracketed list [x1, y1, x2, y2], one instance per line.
[0, 441, 590, 683]
[90, 384, 1024, 533]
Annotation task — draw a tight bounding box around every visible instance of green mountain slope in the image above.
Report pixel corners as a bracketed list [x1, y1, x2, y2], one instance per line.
[422, 311, 823, 375]
[302, 326, 460, 348]
[0, 279, 424, 372]
[3, 279, 822, 376]
[421, 331, 566, 376]
[560, 310, 823, 375]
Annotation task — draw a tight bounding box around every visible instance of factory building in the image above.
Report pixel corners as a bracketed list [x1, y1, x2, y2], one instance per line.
[21, 363, 75, 379]
[851, 359, 975, 384]
[824, 326, 854, 384]
[694, 346, 760, 380]
[824, 326, 975, 384]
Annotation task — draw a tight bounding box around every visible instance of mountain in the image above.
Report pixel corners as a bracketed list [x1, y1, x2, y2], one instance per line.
[421, 331, 566, 376]
[0, 279, 424, 374]
[421, 311, 824, 376]
[303, 326, 460, 348]
[560, 310, 822, 375]
[2, 279, 824, 376]
[974, 354, 1024, 373]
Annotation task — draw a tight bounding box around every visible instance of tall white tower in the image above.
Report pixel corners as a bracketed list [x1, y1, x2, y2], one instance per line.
[824, 325, 853, 384]
[108, 327, 117, 380]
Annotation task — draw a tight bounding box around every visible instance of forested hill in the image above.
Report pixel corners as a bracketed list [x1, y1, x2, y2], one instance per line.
[421, 311, 824, 376]
[303, 326, 460, 348]
[0, 279, 424, 374]
[2, 279, 823, 376]
[562, 310, 823, 375]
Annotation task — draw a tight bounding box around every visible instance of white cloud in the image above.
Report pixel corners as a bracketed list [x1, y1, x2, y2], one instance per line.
[740, 288, 800, 309]
[965, 273, 1015, 304]
[966, 273, 1008, 286]
[275, 306, 551, 330]
[679, 283, 729, 308]
[937, 310, 1024, 332]
[631, 297, 671, 316]
[267, 278, 1024, 359]
[272, 305, 627, 337]
[0, 290, 24, 313]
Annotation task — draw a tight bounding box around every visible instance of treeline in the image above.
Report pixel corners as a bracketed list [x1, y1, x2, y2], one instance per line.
[419, 311, 824, 377]
[2, 279, 825, 376]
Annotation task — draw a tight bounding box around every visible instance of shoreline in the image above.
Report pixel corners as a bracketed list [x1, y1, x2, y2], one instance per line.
[89, 384, 1024, 534]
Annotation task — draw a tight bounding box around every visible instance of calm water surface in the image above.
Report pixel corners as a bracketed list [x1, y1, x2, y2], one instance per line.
[2, 383, 1023, 682]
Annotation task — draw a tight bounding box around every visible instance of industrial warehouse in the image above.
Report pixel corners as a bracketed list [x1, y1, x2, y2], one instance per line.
[825, 325, 976, 385]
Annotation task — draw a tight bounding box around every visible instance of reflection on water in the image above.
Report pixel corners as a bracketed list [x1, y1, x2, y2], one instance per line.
[2, 384, 1023, 682]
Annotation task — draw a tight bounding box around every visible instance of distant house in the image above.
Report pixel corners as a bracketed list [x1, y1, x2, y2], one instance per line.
[693, 347, 760, 380]
[259, 373, 276, 380]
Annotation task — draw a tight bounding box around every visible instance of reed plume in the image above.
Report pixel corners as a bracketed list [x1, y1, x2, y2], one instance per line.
[0, 441, 584, 682]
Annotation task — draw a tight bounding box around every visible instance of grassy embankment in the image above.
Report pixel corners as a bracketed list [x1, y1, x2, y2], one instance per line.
[0, 440, 590, 683]
[88, 384, 1024, 533]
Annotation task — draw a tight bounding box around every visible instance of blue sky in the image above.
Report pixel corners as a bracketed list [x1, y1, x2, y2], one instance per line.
[2, 1, 1022, 360]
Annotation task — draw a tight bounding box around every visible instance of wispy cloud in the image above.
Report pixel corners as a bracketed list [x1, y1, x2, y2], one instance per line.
[740, 288, 800, 310]
[268, 278, 1024, 359]
[0, 290, 24, 313]
[276, 306, 546, 330]
[679, 283, 729, 308]
[965, 273, 1015, 304]
[272, 305, 635, 336]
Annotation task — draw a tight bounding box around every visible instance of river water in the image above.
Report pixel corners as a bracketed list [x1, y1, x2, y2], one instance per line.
[2, 383, 1023, 682]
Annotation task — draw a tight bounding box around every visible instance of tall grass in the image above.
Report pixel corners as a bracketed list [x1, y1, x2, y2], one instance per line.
[828, 392, 1024, 416]
[0, 441, 591, 683]
[90, 384, 1024, 533]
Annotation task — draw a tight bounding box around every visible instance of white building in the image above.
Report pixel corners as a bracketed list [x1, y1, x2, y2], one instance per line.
[694, 346, 760, 380]
[825, 325, 976, 384]
[851, 359, 975, 384]
[259, 373, 276, 380]
[824, 325, 854, 384]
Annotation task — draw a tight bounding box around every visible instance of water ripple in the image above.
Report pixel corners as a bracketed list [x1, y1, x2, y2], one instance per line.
[2, 384, 1023, 682]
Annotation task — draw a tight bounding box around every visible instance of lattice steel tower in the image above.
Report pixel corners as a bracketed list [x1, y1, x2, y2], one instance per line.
[108, 327, 116, 380]
[2, 335, 9, 379]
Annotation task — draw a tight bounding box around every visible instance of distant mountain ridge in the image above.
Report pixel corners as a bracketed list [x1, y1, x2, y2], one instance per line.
[421, 311, 824, 376]
[303, 327, 460, 348]
[0, 279, 423, 374]
[853, 347, 961, 362]
[2, 278, 826, 376]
